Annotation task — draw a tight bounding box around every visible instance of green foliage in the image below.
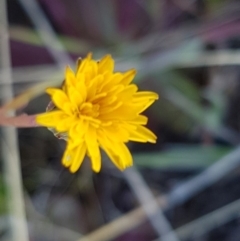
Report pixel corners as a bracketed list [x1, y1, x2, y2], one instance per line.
[0, 175, 7, 214]
[134, 145, 232, 169]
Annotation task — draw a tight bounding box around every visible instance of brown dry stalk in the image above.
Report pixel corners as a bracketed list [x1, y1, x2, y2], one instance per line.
[0, 78, 62, 128]
[0, 113, 38, 128]
[77, 196, 167, 241]
[4, 78, 61, 112]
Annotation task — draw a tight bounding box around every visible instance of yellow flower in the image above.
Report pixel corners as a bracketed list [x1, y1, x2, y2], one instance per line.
[36, 53, 158, 173]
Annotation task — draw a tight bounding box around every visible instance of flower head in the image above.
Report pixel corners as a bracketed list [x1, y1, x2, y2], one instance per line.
[37, 53, 158, 173]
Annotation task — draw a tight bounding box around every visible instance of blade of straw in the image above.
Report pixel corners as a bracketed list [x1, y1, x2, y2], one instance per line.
[0, 0, 29, 240]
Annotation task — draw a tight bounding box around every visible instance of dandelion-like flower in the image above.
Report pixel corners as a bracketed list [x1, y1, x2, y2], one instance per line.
[36, 53, 158, 173]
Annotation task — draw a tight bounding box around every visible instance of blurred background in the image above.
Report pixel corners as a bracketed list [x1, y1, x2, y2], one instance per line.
[2, 0, 240, 240]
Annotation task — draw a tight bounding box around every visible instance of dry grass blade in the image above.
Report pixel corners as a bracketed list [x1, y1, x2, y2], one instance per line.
[77, 197, 167, 241]
[124, 167, 180, 241]
[154, 198, 240, 241]
[4, 78, 61, 112]
[0, 0, 29, 240]
[18, 0, 73, 68]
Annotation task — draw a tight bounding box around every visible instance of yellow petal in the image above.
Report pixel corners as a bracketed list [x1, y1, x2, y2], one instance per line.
[117, 84, 138, 101]
[99, 137, 132, 170]
[75, 58, 82, 72]
[98, 72, 113, 92]
[55, 116, 77, 132]
[99, 138, 124, 170]
[129, 115, 148, 125]
[116, 142, 133, 168]
[85, 127, 101, 172]
[89, 92, 107, 103]
[100, 73, 122, 92]
[77, 53, 92, 75]
[75, 73, 87, 102]
[86, 52, 92, 60]
[85, 60, 98, 82]
[120, 69, 137, 85]
[36, 111, 66, 127]
[46, 88, 59, 96]
[69, 143, 87, 173]
[65, 66, 76, 87]
[136, 99, 156, 113]
[51, 89, 73, 114]
[100, 101, 123, 115]
[105, 85, 125, 98]
[129, 125, 157, 143]
[86, 75, 103, 101]
[133, 91, 159, 102]
[99, 103, 138, 120]
[100, 125, 129, 142]
[62, 142, 75, 167]
[69, 118, 89, 139]
[98, 55, 114, 74]
[67, 85, 84, 107]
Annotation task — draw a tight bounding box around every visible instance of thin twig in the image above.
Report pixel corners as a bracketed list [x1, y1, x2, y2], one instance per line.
[0, 65, 60, 84]
[17, 0, 73, 68]
[155, 198, 240, 241]
[176, 50, 240, 68]
[124, 167, 180, 241]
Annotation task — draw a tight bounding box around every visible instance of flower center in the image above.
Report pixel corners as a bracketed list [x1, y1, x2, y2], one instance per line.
[79, 102, 99, 118]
